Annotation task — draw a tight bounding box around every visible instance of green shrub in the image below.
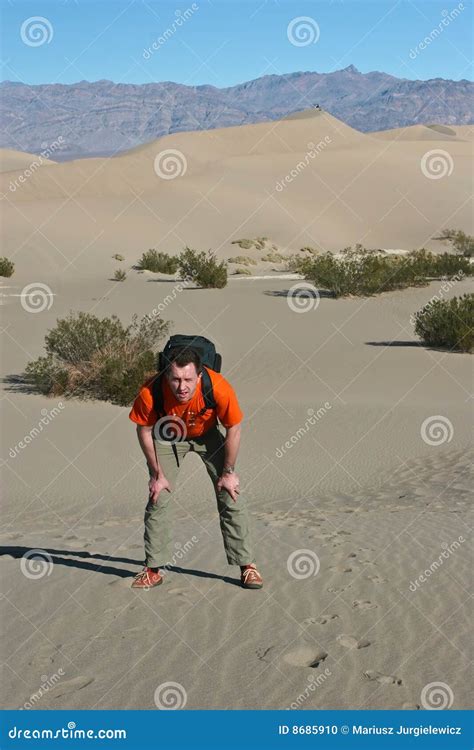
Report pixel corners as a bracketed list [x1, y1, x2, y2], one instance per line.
[262, 252, 285, 262]
[414, 294, 473, 352]
[113, 269, 127, 281]
[112, 253, 125, 261]
[435, 229, 474, 257]
[231, 237, 268, 251]
[233, 267, 252, 275]
[227, 256, 257, 266]
[135, 249, 179, 274]
[25, 311, 170, 405]
[0, 257, 14, 277]
[178, 247, 227, 288]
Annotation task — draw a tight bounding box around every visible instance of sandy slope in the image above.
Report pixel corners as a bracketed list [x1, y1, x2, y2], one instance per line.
[0, 109, 472, 284]
[1, 110, 472, 711]
[0, 149, 56, 173]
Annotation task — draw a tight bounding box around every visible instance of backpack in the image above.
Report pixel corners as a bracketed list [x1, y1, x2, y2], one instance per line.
[151, 334, 222, 421]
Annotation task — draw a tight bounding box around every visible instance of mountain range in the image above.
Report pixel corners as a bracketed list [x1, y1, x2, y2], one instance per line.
[1, 66, 472, 160]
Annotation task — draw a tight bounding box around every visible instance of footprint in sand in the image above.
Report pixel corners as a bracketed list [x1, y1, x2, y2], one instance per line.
[283, 646, 328, 669]
[363, 670, 402, 685]
[330, 564, 353, 573]
[337, 634, 371, 649]
[366, 574, 387, 584]
[49, 676, 94, 699]
[352, 599, 378, 610]
[303, 614, 339, 626]
[256, 645, 275, 662]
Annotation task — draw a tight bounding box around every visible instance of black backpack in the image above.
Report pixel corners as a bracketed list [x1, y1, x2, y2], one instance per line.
[151, 334, 222, 420]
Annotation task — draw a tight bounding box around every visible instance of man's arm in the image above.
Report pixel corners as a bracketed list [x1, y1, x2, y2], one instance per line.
[136, 425, 160, 478]
[222, 422, 242, 471]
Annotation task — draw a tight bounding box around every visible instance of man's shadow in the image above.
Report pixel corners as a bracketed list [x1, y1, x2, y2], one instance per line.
[0, 546, 240, 586]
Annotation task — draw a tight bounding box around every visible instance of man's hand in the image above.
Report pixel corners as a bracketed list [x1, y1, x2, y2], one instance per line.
[217, 473, 240, 502]
[148, 475, 171, 504]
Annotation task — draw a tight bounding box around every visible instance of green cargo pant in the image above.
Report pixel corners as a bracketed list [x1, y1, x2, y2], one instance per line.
[144, 426, 255, 568]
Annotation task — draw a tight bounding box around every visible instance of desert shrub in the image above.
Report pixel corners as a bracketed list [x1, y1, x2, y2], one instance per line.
[262, 252, 285, 262]
[24, 311, 170, 405]
[231, 238, 253, 250]
[112, 253, 125, 261]
[227, 256, 257, 266]
[0, 257, 14, 277]
[178, 247, 227, 288]
[233, 267, 252, 275]
[135, 249, 179, 274]
[113, 269, 127, 281]
[231, 237, 268, 251]
[300, 246, 319, 255]
[414, 294, 473, 353]
[435, 229, 474, 257]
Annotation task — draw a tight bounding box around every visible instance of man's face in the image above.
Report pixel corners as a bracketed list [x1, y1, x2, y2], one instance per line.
[166, 362, 201, 403]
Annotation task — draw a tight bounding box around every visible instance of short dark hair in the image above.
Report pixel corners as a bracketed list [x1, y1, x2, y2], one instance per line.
[164, 346, 202, 374]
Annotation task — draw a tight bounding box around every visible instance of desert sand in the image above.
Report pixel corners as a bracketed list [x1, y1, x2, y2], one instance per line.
[1, 110, 472, 710]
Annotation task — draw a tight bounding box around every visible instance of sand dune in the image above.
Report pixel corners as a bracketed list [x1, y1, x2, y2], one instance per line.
[371, 123, 474, 141]
[0, 148, 56, 173]
[1, 109, 471, 283]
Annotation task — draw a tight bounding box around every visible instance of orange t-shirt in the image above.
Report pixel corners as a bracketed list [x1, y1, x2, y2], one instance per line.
[128, 368, 243, 438]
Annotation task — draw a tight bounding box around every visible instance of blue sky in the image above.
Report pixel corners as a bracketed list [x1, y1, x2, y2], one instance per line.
[1, 0, 472, 87]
